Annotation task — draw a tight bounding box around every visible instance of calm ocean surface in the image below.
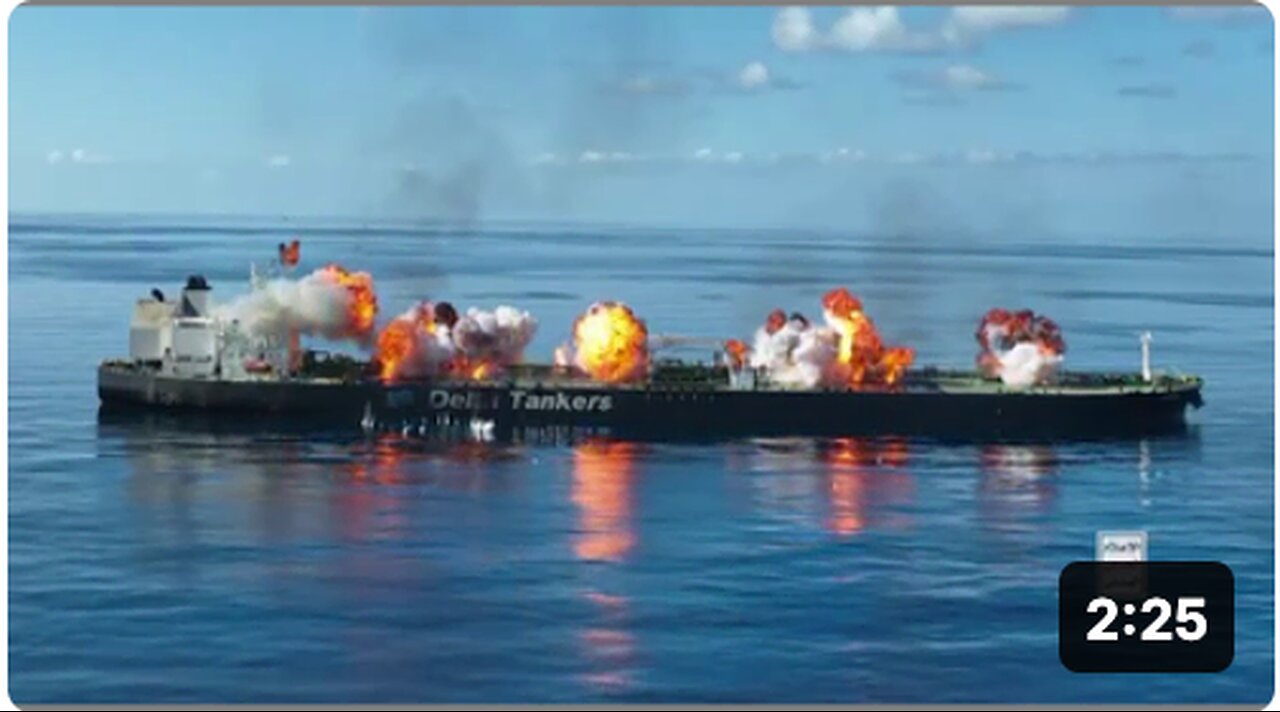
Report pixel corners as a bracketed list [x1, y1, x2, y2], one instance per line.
[8, 215, 1274, 703]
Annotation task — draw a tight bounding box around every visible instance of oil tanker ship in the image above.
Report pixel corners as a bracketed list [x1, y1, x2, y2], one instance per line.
[98, 256, 1203, 440]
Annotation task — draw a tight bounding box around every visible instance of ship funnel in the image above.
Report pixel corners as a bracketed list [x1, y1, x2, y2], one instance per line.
[180, 274, 212, 317]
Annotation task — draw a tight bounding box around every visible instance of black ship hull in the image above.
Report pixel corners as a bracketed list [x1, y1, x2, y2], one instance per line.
[99, 364, 1202, 440]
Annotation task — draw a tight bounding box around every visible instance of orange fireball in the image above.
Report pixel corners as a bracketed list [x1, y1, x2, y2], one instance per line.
[278, 239, 301, 268]
[975, 307, 1065, 377]
[375, 316, 421, 381]
[374, 303, 448, 381]
[724, 338, 749, 369]
[374, 301, 510, 382]
[571, 302, 649, 383]
[764, 308, 787, 335]
[821, 287, 914, 386]
[317, 263, 378, 341]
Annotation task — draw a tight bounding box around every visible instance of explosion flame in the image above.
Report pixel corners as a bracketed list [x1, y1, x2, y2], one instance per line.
[213, 244, 1075, 394]
[564, 301, 650, 383]
[975, 308, 1065, 387]
[375, 303, 444, 380]
[733, 289, 913, 388]
[724, 338, 750, 369]
[374, 300, 535, 382]
[821, 288, 914, 386]
[317, 264, 378, 341]
[216, 262, 378, 345]
[277, 239, 300, 268]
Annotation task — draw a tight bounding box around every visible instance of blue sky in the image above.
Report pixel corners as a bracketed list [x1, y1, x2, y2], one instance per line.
[8, 5, 1275, 238]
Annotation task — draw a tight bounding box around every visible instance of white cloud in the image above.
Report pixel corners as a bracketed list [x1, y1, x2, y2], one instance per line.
[617, 74, 691, 97]
[819, 147, 867, 164]
[577, 150, 645, 165]
[830, 7, 936, 52]
[773, 7, 820, 52]
[1117, 84, 1177, 100]
[528, 146, 1258, 171]
[964, 148, 1014, 165]
[772, 5, 1071, 53]
[691, 147, 748, 164]
[1168, 6, 1270, 23]
[941, 6, 1072, 44]
[737, 61, 771, 90]
[892, 63, 1019, 94]
[615, 62, 796, 98]
[266, 154, 291, 168]
[942, 64, 1002, 90]
[46, 148, 111, 165]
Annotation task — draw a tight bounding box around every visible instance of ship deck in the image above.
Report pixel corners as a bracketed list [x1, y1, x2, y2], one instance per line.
[100, 358, 1204, 396]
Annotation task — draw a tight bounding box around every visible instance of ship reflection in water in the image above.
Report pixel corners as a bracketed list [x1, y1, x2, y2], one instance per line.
[735, 436, 916, 538]
[92, 411, 1203, 699]
[97, 413, 1192, 551]
[977, 443, 1061, 531]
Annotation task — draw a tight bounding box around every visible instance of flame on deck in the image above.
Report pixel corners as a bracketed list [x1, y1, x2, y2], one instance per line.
[820, 288, 915, 386]
[567, 302, 650, 383]
[374, 300, 535, 382]
[375, 303, 439, 380]
[317, 264, 378, 342]
[975, 308, 1066, 387]
[724, 338, 749, 369]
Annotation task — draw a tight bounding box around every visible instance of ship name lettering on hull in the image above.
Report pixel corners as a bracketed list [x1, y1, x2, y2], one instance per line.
[426, 390, 485, 410]
[510, 390, 612, 412]
[420, 389, 613, 413]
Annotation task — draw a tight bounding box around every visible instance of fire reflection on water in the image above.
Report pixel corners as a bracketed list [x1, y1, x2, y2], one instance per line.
[737, 436, 915, 537]
[578, 588, 637, 692]
[570, 440, 638, 562]
[568, 441, 641, 691]
[823, 437, 914, 536]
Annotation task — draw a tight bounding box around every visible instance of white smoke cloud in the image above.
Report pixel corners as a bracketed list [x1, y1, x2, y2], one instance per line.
[991, 342, 1063, 388]
[385, 307, 458, 379]
[748, 317, 840, 388]
[381, 302, 537, 379]
[452, 305, 538, 367]
[215, 268, 371, 343]
[976, 309, 1066, 387]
